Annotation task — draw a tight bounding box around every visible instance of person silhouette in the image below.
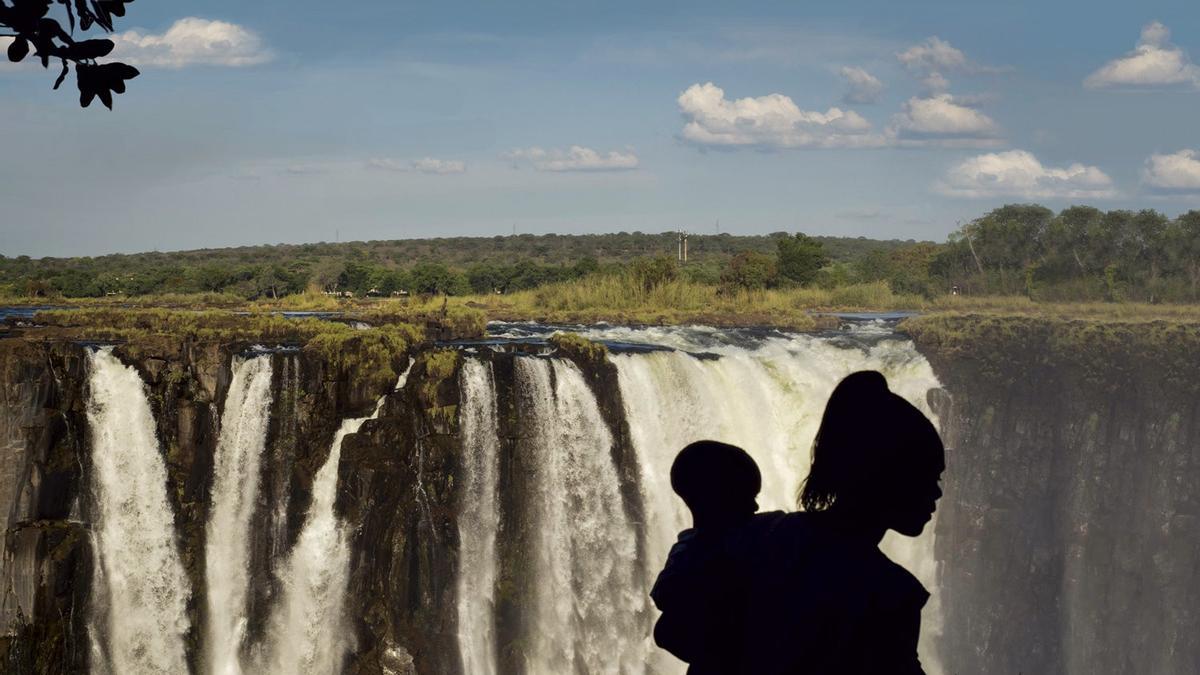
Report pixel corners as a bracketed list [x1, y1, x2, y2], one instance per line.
[649, 440, 784, 674]
[649, 371, 945, 674]
[739, 370, 945, 674]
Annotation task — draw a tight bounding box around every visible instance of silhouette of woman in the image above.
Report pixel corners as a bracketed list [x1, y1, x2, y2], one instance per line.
[736, 370, 945, 674]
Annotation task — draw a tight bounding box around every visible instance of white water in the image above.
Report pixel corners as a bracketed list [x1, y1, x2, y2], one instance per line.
[204, 355, 275, 675]
[517, 357, 648, 675]
[605, 331, 945, 674]
[456, 358, 502, 675]
[260, 362, 411, 675]
[85, 348, 192, 675]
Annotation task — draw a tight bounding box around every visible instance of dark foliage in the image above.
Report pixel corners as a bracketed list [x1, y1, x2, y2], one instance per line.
[1, 0, 137, 108]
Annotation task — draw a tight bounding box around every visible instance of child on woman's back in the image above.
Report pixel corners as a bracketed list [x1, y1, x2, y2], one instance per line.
[650, 440, 783, 674]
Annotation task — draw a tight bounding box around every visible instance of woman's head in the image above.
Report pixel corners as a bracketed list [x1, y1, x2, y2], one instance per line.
[799, 370, 945, 537]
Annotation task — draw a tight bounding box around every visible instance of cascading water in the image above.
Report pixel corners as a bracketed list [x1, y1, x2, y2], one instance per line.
[260, 362, 411, 675]
[601, 327, 945, 675]
[204, 355, 275, 675]
[516, 357, 648, 675]
[85, 348, 192, 675]
[459, 325, 945, 674]
[456, 358, 502, 675]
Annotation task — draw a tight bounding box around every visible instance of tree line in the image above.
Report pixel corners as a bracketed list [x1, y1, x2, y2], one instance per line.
[3, 205, 1198, 302]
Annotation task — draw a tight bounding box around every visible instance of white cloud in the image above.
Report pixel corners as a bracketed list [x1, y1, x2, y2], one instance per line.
[677, 82, 882, 149]
[282, 163, 328, 176]
[411, 158, 466, 174]
[111, 17, 271, 68]
[1085, 22, 1200, 90]
[366, 157, 466, 174]
[936, 150, 1115, 199]
[365, 158, 407, 172]
[1142, 149, 1200, 192]
[889, 94, 1000, 145]
[897, 37, 970, 74]
[839, 66, 883, 104]
[505, 146, 639, 172]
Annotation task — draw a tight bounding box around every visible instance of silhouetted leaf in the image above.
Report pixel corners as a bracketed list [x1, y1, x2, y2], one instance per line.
[74, 0, 94, 30]
[59, 0, 75, 32]
[9, 0, 52, 28]
[53, 59, 69, 89]
[97, 87, 112, 109]
[6, 38, 30, 63]
[76, 62, 96, 106]
[66, 38, 114, 60]
[98, 0, 129, 17]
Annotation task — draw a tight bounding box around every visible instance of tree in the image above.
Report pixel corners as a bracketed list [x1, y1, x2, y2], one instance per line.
[1166, 211, 1200, 299]
[776, 233, 827, 286]
[721, 251, 778, 290]
[631, 256, 677, 292]
[1, 0, 139, 108]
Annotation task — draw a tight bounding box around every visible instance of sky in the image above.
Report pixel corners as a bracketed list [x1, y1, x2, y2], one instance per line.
[2, 0, 1199, 256]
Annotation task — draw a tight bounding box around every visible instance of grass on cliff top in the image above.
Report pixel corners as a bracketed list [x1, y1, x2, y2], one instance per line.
[900, 311, 1200, 391]
[448, 278, 928, 329]
[10, 279, 1200, 329]
[35, 307, 426, 391]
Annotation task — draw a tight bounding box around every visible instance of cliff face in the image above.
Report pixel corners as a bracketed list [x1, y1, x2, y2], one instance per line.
[0, 341, 91, 674]
[909, 317, 1200, 675]
[0, 337, 384, 674]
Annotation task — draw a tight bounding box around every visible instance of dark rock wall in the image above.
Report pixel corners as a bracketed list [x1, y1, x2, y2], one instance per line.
[912, 319, 1200, 675]
[0, 339, 370, 674]
[0, 341, 91, 674]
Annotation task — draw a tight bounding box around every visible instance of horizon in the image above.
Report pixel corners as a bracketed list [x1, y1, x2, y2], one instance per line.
[3, 1, 1200, 257]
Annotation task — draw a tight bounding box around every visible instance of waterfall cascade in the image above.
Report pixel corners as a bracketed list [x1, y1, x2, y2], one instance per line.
[260, 361, 411, 675]
[454, 327, 945, 675]
[456, 358, 502, 675]
[85, 348, 192, 675]
[204, 355, 275, 675]
[517, 357, 648, 675]
[78, 328, 944, 675]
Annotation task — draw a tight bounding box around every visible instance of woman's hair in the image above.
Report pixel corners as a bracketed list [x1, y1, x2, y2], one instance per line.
[798, 370, 943, 512]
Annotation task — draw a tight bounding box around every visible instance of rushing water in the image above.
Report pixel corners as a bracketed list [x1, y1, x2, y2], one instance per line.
[260, 362, 411, 675]
[454, 325, 945, 675]
[604, 330, 945, 674]
[204, 356, 275, 675]
[517, 357, 648, 675]
[80, 325, 943, 675]
[457, 359, 502, 675]
[85, 348, 192, 675]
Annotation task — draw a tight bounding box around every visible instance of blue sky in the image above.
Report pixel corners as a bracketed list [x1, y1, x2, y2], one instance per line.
[2, 0, 1199, 256]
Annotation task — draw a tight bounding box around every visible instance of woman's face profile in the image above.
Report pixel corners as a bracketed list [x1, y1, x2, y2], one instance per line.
[886, 445, 946, 537]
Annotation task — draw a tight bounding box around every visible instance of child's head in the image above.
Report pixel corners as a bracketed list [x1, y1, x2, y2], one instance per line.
[670, 440, 761, 529]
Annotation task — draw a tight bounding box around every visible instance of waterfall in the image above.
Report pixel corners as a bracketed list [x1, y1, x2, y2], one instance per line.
[261, 362, 411, 675]
[85, 348, 192, 675]
[606, 332, 945, 674]
[456, 358, 501, 675]
[204, 355, 274, 675]
[516, 357, 647, 675]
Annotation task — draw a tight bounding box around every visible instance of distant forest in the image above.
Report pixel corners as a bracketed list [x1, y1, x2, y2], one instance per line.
[3, 204, 1199, 303]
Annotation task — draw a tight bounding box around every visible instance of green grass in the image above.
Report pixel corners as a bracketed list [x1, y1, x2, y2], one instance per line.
[34, 307, 426, 391]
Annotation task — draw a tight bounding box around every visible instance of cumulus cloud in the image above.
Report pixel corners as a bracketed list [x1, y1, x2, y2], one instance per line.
[839, 66, 883, 104]
[111, 18, 271, 68]
[1085, 22, 1200, 90]
[505, 146, 639, 172]
[412, 158, 466, 174]
[897, 37, 970, 74]
[888, 94, 1001, 145]
[1142, 149, 1200, 192]
[366, 157, 467, 174]
[936, 150, 1115, 199]
[677, 82, 882, 149]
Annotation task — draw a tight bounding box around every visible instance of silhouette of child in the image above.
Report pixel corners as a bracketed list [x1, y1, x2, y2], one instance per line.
[650, 440, 783, 674]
